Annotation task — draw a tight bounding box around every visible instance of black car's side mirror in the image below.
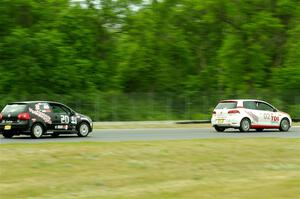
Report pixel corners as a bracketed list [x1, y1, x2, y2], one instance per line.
[70, 112, 75, 116]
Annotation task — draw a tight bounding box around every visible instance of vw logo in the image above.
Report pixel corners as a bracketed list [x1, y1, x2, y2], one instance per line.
[8, 113, 11, 118]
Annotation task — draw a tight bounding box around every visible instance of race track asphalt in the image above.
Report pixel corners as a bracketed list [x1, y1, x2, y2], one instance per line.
[1, 126, 300, 144]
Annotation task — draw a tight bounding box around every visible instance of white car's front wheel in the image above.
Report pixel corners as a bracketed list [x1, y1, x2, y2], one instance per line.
[239, 118, 251, 132]
[279, 118, 290, 132]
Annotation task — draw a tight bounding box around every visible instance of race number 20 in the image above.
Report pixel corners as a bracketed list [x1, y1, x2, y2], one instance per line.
[61, 115, 69, 124]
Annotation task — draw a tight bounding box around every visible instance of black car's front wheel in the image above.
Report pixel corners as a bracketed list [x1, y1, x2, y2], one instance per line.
[31, 123, 44, 138]
[77, 122, 90, 137]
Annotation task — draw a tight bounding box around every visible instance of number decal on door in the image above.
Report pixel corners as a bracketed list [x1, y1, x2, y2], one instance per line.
[71, 116, 77, 124]
[264, 113, 271, 120]
[60, 115, 69, 124]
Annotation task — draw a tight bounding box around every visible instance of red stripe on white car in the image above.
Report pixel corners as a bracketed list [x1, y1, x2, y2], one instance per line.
[251, 125, 279, 129]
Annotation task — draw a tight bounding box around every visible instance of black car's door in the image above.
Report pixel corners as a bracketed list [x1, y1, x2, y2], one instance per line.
[49, 103, 72, 131]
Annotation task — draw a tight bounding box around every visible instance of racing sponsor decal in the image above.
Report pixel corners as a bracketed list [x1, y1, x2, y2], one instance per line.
[245, 110, 259, 123]
[264, 113, 279, 122]
[35, 103, 41, 111]
[71, 116, 77, 124]
[55, 125, 68, 130]
[29, 108, 52, 124]
[271, 115, 279, 122]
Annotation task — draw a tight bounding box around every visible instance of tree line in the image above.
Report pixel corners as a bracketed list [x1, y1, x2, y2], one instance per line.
[0, 0, 299, 119]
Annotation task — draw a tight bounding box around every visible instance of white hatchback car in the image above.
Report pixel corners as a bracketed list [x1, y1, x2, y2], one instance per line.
[211, 99, 292, 132]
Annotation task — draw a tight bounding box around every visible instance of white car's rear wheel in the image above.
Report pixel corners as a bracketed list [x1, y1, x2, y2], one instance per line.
[239, 118, 251, 132]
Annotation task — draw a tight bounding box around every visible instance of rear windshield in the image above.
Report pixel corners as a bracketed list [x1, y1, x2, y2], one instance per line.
[215, 102, 237, 109]
[1, 104, 27, 114]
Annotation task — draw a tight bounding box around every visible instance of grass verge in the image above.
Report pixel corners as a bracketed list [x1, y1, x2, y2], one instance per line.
[1, 138, 300, 199]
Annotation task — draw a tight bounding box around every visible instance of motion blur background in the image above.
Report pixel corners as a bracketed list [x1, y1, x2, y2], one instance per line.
[0, 0, 299, 121]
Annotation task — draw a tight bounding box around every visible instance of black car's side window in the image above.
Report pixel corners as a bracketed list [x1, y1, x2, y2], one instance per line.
[33, 103, 51, 113]
[51, 105, 68, 114]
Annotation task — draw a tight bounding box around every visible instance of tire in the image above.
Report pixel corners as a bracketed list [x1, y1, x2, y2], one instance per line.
[77, 122, 90, 137]
[279, 118, 290, 132]
[256, 128, 264, 132]
[239, 118, 251, 132]
[2, 131, 14, 138]
[214, 126, 225, 132]
[31, 123, 44, 138]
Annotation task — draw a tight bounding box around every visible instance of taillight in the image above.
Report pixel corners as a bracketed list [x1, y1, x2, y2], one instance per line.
[0, 113, 2, 120]
[18, 112, 30, 120]
[212, 111, 216, 115]
[228, 110, 240, 114]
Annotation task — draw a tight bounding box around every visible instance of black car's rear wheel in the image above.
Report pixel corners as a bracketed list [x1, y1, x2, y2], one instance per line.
[31, 123, 44, 138]
[2, 131, 14, 138]
[77, 122, 90, 137]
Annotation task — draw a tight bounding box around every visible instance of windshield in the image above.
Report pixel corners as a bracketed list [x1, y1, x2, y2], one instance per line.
[215, 102, 237, 109]
[1, 104, 27, 114]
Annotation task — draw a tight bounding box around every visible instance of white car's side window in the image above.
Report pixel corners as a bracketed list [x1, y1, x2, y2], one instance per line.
[243, 101, 257, 110]
[257, 102, 273, 112]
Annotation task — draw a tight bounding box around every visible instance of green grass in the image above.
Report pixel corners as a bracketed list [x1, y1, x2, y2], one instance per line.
[1, 139, 300, 199]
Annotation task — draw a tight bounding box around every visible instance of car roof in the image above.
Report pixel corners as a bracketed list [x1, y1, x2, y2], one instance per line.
[8, 101, 75, 111]
[9, 101, 65, 105]
[220, 99, 266, 102]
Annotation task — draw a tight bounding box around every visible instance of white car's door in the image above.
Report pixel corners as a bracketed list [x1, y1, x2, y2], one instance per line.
[257, 102, 279, 127]
[242, 101, 262, 126]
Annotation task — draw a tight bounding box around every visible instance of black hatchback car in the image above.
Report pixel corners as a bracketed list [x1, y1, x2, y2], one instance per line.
[0, 101, 93, 138]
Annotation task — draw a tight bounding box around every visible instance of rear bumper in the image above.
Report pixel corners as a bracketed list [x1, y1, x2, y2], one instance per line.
[0, 122, 30, 134]
[211, 117, 241, 128]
